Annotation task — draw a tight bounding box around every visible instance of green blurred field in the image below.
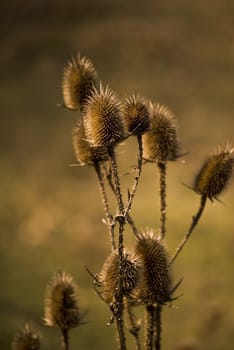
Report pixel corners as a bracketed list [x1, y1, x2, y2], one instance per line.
[1, 0, 234, 349]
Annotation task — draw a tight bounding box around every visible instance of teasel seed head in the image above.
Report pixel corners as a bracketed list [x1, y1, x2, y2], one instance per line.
[62, 54, 97, 111]
[44, 271, 81, 330]
[122, 94, 150, 136]
[72, 119, 108, 166]
[134, 230, 172, 306]
[194, 144, 234, 200]
[143, 102, 179, 163]
[83, 83, 126, 147]
[98, 250, 140, 304]
[12, 323, 40, 350]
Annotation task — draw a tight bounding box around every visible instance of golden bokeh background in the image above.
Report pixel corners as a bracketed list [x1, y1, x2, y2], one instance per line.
[1, 0, 234, 349]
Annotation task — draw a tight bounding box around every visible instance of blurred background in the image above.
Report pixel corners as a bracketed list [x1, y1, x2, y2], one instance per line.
[1, 0, 234, 349]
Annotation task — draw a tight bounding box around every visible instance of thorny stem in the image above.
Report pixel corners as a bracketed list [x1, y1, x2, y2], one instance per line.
[108, 146, 124, 213]
[108, 146, 126, 350]
[94, 162, 116, 250]
[170, 194, 207, 264]
[146, 305, 155, 350]
[103, 162, 141, 240]
[154, 305, 162, 350]
[61, 328, 69, 350]
[125, 298, 142, 350]
[126, 214, 141, 240]
[124, 135, 143, 217]
[157, 162, 167, 240]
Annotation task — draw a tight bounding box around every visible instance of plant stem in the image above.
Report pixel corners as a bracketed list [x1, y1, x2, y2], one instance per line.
[103, 161, 141, 240]
[94, 162, 116, 250]
[124, 135, 143, 217]
[157, 162, 167, 240]
[145, 305, 155, 350]
[125, 298, 142, 350]
[170, 194, 207, 264]
[108, 146, 126, 350]
[108, 146, 124, 213]
[154, 305, 162, 350]
[61, 328, 69, 350]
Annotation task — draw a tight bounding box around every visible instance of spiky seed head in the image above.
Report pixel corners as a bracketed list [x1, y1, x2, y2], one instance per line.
[122, 94, 150, 136]
[98, 250, 140, 304]
[194, 144, 234, 200]
[62, 54, 97, 111]
[44, 271, 81, 330]
[143, 102, 179, 163]
[12, 323, 40, 350]
[133, 230, 172, 306]
[83, 84, 126, 147]
[72, 119, 108, 166]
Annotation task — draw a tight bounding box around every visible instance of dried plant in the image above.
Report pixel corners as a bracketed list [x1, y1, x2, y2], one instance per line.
[62, 54, 97, 111]
[12, 53, 233, 350]
[12, 323, 40, 350]
[44, 271, 82, 350]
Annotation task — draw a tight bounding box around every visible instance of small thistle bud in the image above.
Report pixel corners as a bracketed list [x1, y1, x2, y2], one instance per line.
[194, 144, 234, 200]
[44, 271, 81, 330]
[12, 323, 40, 350]
[72, 120, 108, 166]
[98, 250, 140, 304]
[143, 102, 179, 162]
[122, 94, 150, 136]
[134, 230, 172, 306]
[84, 84, 126, 147]
[62, 54, 97, 111]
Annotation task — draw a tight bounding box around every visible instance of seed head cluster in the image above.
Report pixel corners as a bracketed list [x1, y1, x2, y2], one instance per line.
[194, 144, 234, 200]
[122, 94, 150, 136]
[84, 84, 126, 147]
[143, 102, 179, 163]
[62, 54, 97, 111]
[98, 250, 140, 304]
[133, 230, 172, 306]
[44, 271, 81, 330]
[12, 323, 40, 350]
[72, 120, 108, 166]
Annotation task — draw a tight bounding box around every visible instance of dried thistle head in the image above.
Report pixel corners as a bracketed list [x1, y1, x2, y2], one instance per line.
[98, 250, 140, 304]
[194, 144, 234, 200]
[122, 94, 150, 136]
[12, 323, 40, 350]
[44, 271, 81, 330]
[84, 84, 126, 147]
[62, 54, 97, 111]
[72, 119, 108, 166]
[143, 102, 179, 163]
[133, 230, 172, 306]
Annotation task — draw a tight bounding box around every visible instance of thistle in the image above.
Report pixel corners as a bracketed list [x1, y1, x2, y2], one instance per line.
[134, 230, 172, 306]
[12, 323, 40, 350]
[143, 102, 179, 163]
[44, 271, 81, 350]
[193, 144, 234, 200]
[62, 54, 97, 111]
[72, 119, 108, 166]
[98, 250, 140, 305]
[83, 84, 126, 148]
[122, 94, 150, 136]
[171, 144, 234, 264]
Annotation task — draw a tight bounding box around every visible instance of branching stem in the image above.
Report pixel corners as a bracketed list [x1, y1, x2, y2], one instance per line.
[94, 162, 116, 250]
[170, 194, 207, 264]
[124, 135, 143, 217]
[125, 298, 142, 350]
[108, 146, 126, 350]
